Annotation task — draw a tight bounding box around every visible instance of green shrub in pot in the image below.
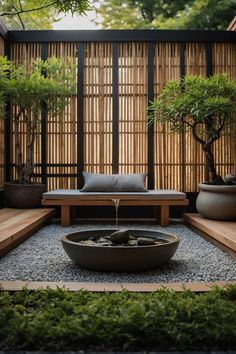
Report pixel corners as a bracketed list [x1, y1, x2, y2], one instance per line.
[0, 56, 76, 207]
[149, 74, 236, 220]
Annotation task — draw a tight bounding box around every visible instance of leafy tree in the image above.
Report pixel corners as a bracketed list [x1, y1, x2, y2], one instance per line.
[0, 0, 90, 30]
[95, 0, 193, 29]
[149, 74, 236, 184]
[95, 0, 236, 30]
[156, 0, 236, 30]
[0, 56, 76, 184]
[94, 0, 148, 29]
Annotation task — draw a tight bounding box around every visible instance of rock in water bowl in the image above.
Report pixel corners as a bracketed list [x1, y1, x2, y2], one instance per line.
[61, 229, 180, 272]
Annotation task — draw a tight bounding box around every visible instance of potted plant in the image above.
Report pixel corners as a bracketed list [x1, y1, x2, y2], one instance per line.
[149, 74, 236, 220]
[0, 56, 75, 208]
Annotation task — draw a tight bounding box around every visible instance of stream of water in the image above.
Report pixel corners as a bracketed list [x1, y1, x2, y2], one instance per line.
[111, 198, 120, 229]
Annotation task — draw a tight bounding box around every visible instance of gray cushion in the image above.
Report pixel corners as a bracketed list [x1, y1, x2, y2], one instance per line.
[43, 189, 186, 200]
[81, 172, 147, 192]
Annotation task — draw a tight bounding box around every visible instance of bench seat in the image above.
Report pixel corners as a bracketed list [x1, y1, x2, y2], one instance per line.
[42, 189, 189, 227]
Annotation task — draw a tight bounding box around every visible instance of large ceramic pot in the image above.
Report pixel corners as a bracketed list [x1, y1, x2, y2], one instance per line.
[196, 183, 236, 221]
[4, 183, 46, 208]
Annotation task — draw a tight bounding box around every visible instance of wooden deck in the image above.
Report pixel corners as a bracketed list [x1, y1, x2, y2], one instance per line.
[0, 208, 55, 257]
[0, 280, 236, 292]
[184, 213, 236, 259]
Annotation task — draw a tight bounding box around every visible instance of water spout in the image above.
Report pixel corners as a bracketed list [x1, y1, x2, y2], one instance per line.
[112, 198, 120, 229]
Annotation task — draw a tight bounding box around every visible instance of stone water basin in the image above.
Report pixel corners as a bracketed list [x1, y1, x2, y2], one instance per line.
[61, 229, 180, 272]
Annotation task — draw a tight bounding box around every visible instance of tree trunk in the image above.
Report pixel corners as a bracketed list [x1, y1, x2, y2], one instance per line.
[22, 116, 35, 184]
[15, 108, 24, 183]
[203, 145, 224, 184]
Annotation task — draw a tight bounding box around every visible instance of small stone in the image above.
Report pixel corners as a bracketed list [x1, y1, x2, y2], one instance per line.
[97, 237, 108, 243]
[108, 229, 130, 244]
[79, 240, 96, 246]
[128, 235, 136, 240]
[128, 240, 138, 246]
[96, 241, 110, 246]
[137, 237, 156, 246]
[224, 173, 236, 183]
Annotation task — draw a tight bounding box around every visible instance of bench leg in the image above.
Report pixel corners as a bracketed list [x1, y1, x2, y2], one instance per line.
[61, 205, 71, 227]
[159, 205, 169, 226]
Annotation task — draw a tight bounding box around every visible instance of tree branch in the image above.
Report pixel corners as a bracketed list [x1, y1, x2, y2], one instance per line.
[1, 1, 55, 16]
[13, 4, 25, 30]
[192, 122, 205, 146]
[204, 115, 226, 150]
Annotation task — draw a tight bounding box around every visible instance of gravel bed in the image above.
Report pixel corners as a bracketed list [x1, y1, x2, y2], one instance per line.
[0, 221, 235, 283]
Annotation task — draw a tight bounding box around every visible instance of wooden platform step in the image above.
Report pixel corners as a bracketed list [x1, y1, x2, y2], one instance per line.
[0, 208, 55, 257]
[184, 213, 236, 259]
[1, 280, 236, 292]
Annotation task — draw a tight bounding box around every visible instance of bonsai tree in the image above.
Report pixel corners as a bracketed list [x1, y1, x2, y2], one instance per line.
[0, 56, 75, 184]
[149, 74, 236, 184]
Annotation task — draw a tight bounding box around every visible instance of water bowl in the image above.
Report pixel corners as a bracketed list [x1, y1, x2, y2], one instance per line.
[61, 229, 180, 272]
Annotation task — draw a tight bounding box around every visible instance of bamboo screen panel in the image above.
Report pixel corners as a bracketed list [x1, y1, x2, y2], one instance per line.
[118, 43, 148, 176]
[10, 43, 42, 184]
[153, 43, 181, 190]
[212, 43, 236, 179]
[6, 39, 236, 192]
[0, 36, 5, 188]
[47, 43, 77, 190]
[84, 43, 113, 174]
[184, 43, 207, 192]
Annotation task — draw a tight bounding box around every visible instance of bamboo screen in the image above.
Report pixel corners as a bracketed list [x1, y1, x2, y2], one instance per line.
[47, 43, 77, 190]
[84, 43, 113, 175]
[118, 43, 148, 176]
[213, 43, 236, 179]
[153, 43, 182, 190]
[0, 35, 5, 189]
[7, 39, 236, 192]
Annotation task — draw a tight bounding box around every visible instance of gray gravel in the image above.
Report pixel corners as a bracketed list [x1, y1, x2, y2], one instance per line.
[0, 221, 235, 283]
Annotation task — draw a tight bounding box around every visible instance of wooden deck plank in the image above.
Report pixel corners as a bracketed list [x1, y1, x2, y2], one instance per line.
[0, 208, 55, 256]
[0, 208, 25, 223]
[0, 280, 235, 292]
[0, 209, 53, 239]
[184, 213, 236, 253]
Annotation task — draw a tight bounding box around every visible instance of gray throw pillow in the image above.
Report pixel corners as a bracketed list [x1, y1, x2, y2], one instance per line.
[81, 172, 147, 192]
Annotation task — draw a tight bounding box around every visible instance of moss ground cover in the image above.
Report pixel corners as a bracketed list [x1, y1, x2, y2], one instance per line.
[0, 286, 236, 351]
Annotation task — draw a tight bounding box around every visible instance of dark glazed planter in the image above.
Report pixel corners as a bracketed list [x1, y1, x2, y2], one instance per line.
[4, 182, 46, 208]
[61, 229, 180, 272]
[196, 183, 236, 221]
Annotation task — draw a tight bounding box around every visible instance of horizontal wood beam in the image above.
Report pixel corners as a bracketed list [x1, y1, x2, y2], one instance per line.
[1, 280, 236, 292]
[8, 30, 236, 43]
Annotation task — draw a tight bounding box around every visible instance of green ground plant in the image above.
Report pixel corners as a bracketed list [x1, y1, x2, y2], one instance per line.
[0, 286, 236, 351]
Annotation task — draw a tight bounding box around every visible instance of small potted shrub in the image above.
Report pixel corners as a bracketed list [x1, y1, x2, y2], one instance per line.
[0, 56, 75, 208]
[149, 74, 236, 220]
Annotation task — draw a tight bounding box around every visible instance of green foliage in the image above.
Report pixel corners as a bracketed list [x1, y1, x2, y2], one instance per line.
[0, 286, 236, 351]
[94, 0, 148, 29]
[149, 74, 236, 182]
[0, 0, 90, 30]
[95, 0, 192, 29]
[95, 0, 236, 30]
[0, 56, 12, 113]
[5, 56, 75, 117]
[156, 0, 236, 30]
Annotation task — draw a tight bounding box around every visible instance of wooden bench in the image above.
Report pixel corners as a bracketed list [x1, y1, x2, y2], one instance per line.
[42, 190, 189, 227]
